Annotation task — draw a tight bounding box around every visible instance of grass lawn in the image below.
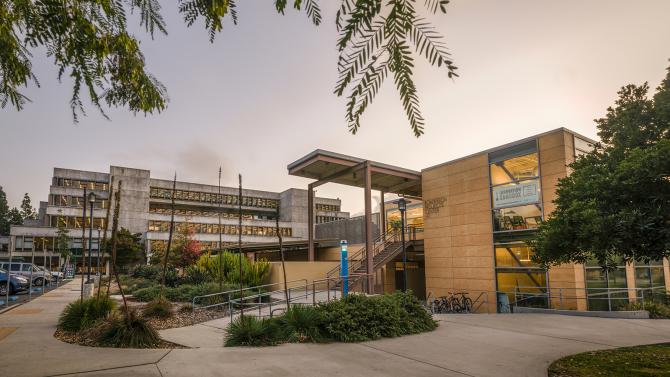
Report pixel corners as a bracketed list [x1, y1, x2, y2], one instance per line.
[548, 343, 670, 376]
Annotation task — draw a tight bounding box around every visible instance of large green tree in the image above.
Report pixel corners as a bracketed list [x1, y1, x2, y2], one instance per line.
[105, 228, 145, 268]
[20, 192, 37, 220]
[530, 64, 670, 268]
[1, 0, 456, 136]
[0, 186, 9, 235]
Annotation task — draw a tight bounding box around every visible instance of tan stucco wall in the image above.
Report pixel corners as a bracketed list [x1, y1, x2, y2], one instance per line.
[267, 261, 340, 288]
[422, 153, 496, 312]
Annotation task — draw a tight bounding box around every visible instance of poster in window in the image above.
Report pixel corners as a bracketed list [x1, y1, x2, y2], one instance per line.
[492, 181, 540, 208]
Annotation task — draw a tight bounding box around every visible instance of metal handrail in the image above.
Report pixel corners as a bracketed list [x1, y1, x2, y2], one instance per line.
[224, 273, 374, 321]
[191, 278, 308, 312]
[325, 230, 396, 278]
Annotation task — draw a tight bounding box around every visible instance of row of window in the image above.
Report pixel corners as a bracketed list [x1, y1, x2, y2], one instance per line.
[49, 194, 108, 209]
[53, 177, 108, 191]
[150, 187, 279, 209]
[585, 259, 665, 311]
[147, 220, 292, 237]
[11, 235, 101, 252]
[149, 240, 236, 252]
[316, 216, 346, 224]
[315, 203, 340, 212]
[149, 206, 276, 221]
[49, 216, 106, 230]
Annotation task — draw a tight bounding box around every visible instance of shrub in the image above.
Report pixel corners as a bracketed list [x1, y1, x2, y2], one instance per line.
[133, 286, 163, 302]
[130, 265, 160, 280]
[317, 291, 437, 342]
[58, 296, 116, 332]
[98, 309, 161, 348]
[179, 303, 194, 313]
[224, 315, 283, 347]
[619, 300, 670, 319]
[184, 265, 210, 285]
[279, 305, 323, 343]
[143, 297, 174, 319]
[132, 282, 239, 303]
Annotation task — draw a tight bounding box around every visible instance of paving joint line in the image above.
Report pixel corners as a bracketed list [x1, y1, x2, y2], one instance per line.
[45, 361, 160, 377]
[438, 319, 620, 348]
[357, 343, 476, 377]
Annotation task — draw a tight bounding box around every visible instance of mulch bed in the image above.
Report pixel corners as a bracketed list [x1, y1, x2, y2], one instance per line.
[145, 304, 229, 330]
[54, 328, 186, 349]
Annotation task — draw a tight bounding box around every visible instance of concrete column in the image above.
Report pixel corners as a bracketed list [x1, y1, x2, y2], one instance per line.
[307, 184, 315, 261]
[380, 191, 386, 237]
[364, 162, 373, 293]
[664, 258, 670, 292]
[625, 262, 637, 301]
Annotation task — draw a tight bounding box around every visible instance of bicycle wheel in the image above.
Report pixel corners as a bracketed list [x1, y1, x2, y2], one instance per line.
[462, 297, 473, 313]
[450, 297, 462, 313]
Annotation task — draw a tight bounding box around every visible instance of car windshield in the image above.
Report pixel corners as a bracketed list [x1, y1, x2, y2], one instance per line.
[0, 268, 6, 273]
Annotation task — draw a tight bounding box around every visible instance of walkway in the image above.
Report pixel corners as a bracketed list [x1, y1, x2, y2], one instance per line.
[1, 281, 669, 377]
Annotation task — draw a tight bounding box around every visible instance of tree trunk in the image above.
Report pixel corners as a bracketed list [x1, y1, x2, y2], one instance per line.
[161, 174, 177, 293]
[276, 207, 289, 310]
[110, 181, 130, 314]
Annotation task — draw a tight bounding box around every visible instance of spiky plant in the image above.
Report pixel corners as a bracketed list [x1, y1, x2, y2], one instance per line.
[98, 308, 161, 348]
[142, 296, 174, 319]
[279, 305, 323, 343]
[58, 296, 116, 332]
[224, 315, 283, 347]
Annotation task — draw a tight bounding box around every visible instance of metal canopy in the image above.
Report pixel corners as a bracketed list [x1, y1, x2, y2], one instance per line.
[287, 149, 422, 196]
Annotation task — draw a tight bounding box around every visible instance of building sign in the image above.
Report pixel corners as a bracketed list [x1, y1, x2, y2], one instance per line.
[425, 196, 446, 217]
[492, 181, 540, 208]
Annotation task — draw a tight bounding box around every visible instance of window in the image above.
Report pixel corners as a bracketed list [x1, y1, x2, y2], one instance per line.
[574, 136, 594, 157]
[496, 270, 547, 308]
[490, 153, 539, 186]
[495, 245, 537, 268]
[585, 259, 628, 311]
[635, 260, 666, 299]
[493, 204, 543, 232]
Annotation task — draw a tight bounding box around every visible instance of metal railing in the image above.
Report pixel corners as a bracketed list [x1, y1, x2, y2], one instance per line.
[191, 278, 308, 315]
[426, 285, 669, 315]
[326, 229, 411, 279]
[224, 273, 374, 321]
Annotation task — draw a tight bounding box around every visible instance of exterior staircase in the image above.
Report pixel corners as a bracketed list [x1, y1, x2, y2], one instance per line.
[325, 229, 415, 291]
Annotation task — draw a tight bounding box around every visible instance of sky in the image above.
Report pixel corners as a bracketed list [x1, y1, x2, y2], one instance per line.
[1, 0, 669, 215]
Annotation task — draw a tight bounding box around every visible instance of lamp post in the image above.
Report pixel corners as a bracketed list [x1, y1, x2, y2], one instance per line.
[397, 198, 407, 292]
[96, 227, 101, 279]
[86, 192, 95, 283]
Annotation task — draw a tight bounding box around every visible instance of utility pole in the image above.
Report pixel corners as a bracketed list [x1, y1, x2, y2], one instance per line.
[238, 174, 243, 315]
[218, 167, 223, 291]
[80, 187, 87, 301]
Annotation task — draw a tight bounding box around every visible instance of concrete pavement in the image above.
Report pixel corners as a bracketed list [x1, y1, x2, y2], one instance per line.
[1, 280, 669, 377]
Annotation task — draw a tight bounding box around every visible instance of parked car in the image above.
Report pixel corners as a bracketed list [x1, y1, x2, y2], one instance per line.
[0, 262, 53, 286]
[36, 266, 63, 279]
[0, 268, 30, 296]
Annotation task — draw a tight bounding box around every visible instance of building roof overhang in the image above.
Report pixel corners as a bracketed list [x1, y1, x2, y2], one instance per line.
[287, 149, 422, 197]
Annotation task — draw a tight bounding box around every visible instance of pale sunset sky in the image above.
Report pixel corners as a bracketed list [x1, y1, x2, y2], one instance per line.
[1, 0, 669, 214]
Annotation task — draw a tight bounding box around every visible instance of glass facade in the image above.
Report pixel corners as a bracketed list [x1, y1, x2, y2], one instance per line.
[147, 220, 292, 237]
[315, 203, 340, 212]
[386, 200, 424, 231]
[53, 177, 108, 191]
[150, 187, 279, 209]
[316, 216, 345, 224]
[149, 205, 276, 221]
[635, 260, 666, 300]
[490, 141, 547, 311]
[49, 194, 108, 209]
[585, 259, 628, 311]
[49, 216, 106, 229]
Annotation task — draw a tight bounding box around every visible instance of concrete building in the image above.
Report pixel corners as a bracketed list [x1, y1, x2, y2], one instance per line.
[2, 166, 349, 273]
[288, 128, 670, 312]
